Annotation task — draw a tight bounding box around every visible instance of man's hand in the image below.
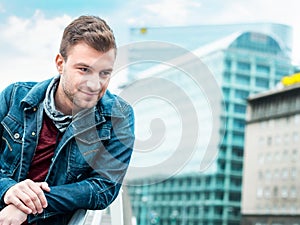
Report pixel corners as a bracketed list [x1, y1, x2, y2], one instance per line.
[4, 179, 50, 214]
[0, 204, 27, 225]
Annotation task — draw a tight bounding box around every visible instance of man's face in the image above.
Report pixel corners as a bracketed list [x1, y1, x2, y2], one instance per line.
[55, 42, 115, 114]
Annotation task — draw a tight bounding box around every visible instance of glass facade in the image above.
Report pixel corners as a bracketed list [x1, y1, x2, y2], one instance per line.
[127, 23, 293, 82]
[125, 24, 296, 225]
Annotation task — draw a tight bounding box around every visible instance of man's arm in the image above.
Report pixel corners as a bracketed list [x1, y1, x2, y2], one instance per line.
[3, 180, 50, 214]
[0, 204, 28, 225]
[28, 104, 135, 223]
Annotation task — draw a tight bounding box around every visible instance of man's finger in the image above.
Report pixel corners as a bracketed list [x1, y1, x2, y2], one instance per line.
[37, 182, 51, 193]
[10, 197, 33, 214]
[26, 182, 48, 211]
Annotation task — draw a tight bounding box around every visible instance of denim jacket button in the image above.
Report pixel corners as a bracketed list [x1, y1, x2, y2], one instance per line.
[14, 133, 20, 139]
[33, 107, 37, 112]
[31, 131, 36, 136]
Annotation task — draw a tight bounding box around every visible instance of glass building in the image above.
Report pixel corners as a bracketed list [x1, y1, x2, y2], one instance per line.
[123, 23, 296, 225]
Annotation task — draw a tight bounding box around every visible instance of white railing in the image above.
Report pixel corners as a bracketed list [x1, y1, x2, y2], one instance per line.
[67, 189, 124, 225]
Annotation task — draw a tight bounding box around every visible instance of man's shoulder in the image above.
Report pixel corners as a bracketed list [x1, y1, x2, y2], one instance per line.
[5, 79, 51, 92]
[99, 90, 133, 117]
[2, 79, 52, 107]
[0, 81, 38, 101]
[4, 81, 37, 92]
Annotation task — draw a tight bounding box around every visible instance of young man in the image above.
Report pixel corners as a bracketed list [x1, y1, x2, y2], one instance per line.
[0, 15, 135, 225]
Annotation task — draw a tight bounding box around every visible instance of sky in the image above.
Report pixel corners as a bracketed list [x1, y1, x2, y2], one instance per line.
[0, 0, 299, 91]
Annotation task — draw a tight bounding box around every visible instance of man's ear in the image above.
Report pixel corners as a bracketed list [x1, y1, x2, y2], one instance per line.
[55, 54, 65, 74]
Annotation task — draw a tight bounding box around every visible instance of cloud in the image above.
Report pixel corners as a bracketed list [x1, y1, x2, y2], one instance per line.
[0, 1, 298, 93]
[2, 10, 71, 58]
[123, 0, 299, 64]
[0, 11, 72, 90]
[126, 0, 202, 26]
[143, 0, 202, 25]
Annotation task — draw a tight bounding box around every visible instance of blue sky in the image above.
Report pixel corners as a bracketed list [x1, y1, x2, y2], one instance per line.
[0, 0, 299, 90]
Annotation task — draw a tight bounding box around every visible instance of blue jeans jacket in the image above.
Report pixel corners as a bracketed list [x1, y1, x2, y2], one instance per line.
[0, 78, 135, 224]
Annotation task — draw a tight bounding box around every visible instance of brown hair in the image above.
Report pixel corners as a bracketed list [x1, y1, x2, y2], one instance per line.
[59, 15, 116, 60]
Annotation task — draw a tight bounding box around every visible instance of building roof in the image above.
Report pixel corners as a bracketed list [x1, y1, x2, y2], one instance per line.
[248, 80, 300, 102]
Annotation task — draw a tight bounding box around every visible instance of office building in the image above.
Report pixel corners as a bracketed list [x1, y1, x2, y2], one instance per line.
[242, 74, 300, 225]
[124, 23, 296, 225]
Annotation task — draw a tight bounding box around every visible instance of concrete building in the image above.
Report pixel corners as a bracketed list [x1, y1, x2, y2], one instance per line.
[242, 74, 300, 225]
[123, 23, 296, 225]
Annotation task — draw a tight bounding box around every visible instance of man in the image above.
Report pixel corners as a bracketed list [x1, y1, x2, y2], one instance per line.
[0, 15, 135, 225]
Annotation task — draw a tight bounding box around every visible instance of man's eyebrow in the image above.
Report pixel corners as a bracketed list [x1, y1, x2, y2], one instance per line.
[74, 63, 113, 72]
[103, 68, 113, 72]
[74, 62, 93, 68]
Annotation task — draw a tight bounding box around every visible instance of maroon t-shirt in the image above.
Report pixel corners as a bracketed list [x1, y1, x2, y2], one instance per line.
[27, 112, 61, 181]
[23, 112, 62, 224]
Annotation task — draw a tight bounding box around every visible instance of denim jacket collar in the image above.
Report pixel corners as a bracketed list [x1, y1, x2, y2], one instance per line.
[20, 77, 125, 119]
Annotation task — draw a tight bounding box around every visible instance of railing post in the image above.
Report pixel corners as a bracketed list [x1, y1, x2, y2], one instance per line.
[110, 189, 124, 225]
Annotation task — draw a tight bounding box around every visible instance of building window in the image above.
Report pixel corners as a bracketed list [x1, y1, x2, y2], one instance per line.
[281, 187, 288, 198]
[282, 150, 289, 161]
[273, 169, 279, 180]
[229, 193, 241, 201]
[237, 61, 251, 71]
[236, 74, 250, 85]
[235, 89, 249, 99]
[257, 187, 263, 198]
[293, 132, 299, 142]
[256, 64, 270, 74]
[282, 168, 289, 179]
[274, 152, 280, 161]
[233, 133, 244, 145]
[255, 77, 269, 88]
[290, 186, 297, 199]
[275, 66, 290, 78]
[291, 167, 297, 178]
[265, 170, 271, 180]
[273, 186, 278, 198]
[222, 87, 230, 99]
[292, 149, 298, 159]
[264, 187, 271, 199]
[283, 134, 290, 144]
[205, 177, 211, 186]
[233, 119, 245, 130]
[232, 147, 243, 158]
[223, 72, 231, 82]
[216, 191, 224, 200]
[234, 104, 246, 114]
[267, 136, 272, 146]
[231, 162, 242, 172]
[265, 153, 272, 162]
[225, 59, 231, 69]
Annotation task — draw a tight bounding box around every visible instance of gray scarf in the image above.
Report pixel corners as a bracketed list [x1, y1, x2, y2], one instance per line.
[43, 76, 72, 133]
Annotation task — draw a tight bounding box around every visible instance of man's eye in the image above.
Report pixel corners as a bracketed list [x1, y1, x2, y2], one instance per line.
[79, 68, 89, 73]
[100, 71, 111, 77]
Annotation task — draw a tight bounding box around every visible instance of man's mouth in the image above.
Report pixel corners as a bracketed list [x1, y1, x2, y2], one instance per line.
[79, 89, 100, 97]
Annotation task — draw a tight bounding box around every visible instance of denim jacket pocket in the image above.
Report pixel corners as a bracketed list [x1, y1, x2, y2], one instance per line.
[0, 115, 23, 176]
[75, 123, 111, 144]
[67, 124, 112, 182]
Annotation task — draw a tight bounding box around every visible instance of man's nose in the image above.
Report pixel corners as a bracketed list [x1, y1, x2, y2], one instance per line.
[86, 74, 101, 91]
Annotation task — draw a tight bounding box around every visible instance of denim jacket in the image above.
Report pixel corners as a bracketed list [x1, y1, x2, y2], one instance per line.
[0, 78, 135, 224]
